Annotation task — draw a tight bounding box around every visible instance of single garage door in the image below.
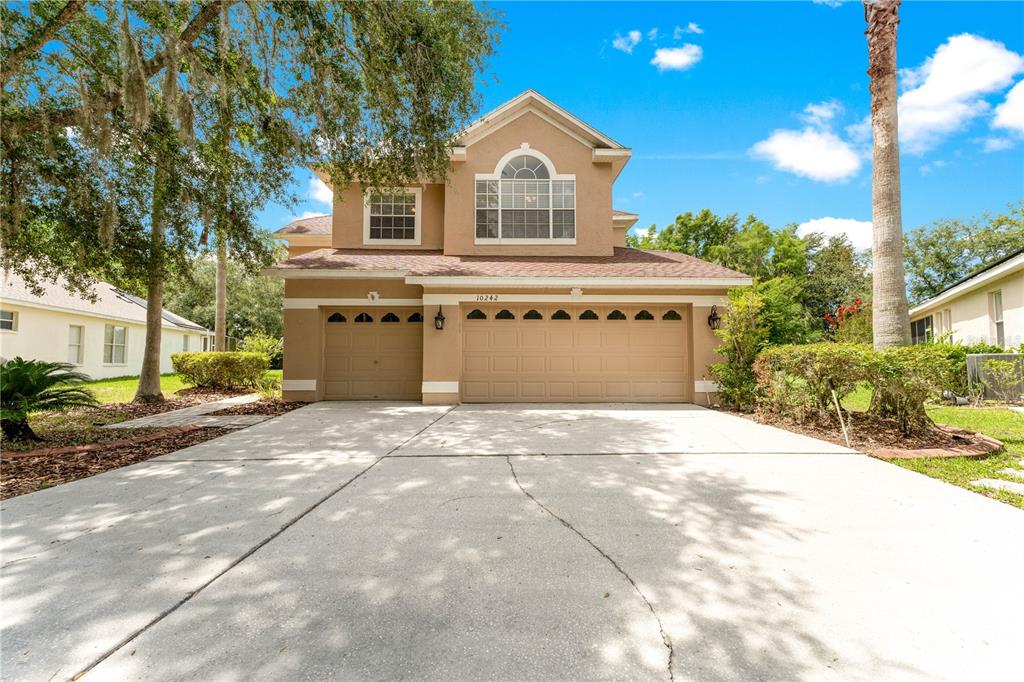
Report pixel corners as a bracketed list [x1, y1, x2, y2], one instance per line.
[323, 307, 423, 400]
[461, 304, 690, 402]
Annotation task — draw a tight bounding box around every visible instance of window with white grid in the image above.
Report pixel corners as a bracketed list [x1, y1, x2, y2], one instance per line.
[475, 154, 575, 241]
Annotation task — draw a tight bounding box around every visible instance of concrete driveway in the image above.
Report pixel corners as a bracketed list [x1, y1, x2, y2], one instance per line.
[3, 403, 1022, 681]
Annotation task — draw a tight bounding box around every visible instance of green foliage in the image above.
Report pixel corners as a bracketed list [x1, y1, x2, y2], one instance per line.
[979, 359, 1023, 404]
[826, 298, 872, 344]
[756, 276, 820, 345]
[928, 341, 1004, 397]
[710, 287, 768, 410]
[171, 352, 269, 389]
[754, 343, 873, 419]
[867, 345, 954, 435]
[0, 357, 99, 441]
[254, 372, 282, 400]
[164, 246, 285, 341]
[803, 234, 872, 326]
[239, 332, 284, 370]
[904, 201, 1024, 305]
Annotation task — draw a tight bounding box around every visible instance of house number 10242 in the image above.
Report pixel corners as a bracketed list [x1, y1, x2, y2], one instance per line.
[475, 294, 499, 301]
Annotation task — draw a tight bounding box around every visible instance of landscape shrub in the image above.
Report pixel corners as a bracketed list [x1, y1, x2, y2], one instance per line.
[171, 352, 269, 389]
[930, 341, 1005, 396]
[710, 287, 768, 411]
[240, 332, 283, 370]
[866, 344, 954, 435]
[0, 357, 98, 441]
[254, 372, 282, 400]
[825, 298, 872, 344]
[754, 343, 872, 419]
[980, 358, 1024, 403]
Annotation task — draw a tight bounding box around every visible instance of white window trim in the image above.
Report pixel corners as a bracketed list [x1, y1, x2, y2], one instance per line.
[103, 324, 128, 366]
[0, 309, 18, 332]
[475, 146, 577, 245]
[362, 187, 423, 246]
[68, 324, 84, 365]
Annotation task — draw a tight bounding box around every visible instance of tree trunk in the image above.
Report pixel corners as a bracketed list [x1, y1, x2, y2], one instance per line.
[135, 167, 167, 403]
[865, 0, 910, 349]
[215, 235, 227, 351]
[2, 418, 40, 442]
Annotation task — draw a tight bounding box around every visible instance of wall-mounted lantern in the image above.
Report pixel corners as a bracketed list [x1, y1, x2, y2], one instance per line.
[707, 305, 722, 330]
[434, 305, 446, 330]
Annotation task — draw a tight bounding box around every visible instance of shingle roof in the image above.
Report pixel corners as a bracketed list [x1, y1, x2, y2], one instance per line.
[275, 214, 332, 235]
[1, 271, 211, 332]
[612, 209, 638, 217]
[268, 247, 750, 280]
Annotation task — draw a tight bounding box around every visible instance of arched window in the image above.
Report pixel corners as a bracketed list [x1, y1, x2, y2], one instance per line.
[467, 309, 487, 320]
[354, 312, 374, 323]
[662, 309, 682, 321]
[634, 310, 654, 321]
[475, 152, 575, 241]
[496, 309, 516, 320]
[327, 312, 346, 323]
[607, 310, 626, 320]
[579, 309, 598, 320]
[552, 309, 571, 320]
[408, 312, 423, 323]
[524, 309, 543, 320]
[381, 312, 400, 323]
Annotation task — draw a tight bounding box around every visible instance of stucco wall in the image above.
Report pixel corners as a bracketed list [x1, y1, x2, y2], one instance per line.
[911, 271, 1023, 348]
[330, 182, 445, 250]
[445, 111, 614, 257]
[0, 303, 207, 379]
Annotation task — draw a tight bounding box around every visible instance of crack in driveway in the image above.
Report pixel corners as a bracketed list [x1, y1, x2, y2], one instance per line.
[504, 455, 676, 681]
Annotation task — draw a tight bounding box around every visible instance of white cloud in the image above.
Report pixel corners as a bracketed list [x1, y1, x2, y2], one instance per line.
[993, 79, 1024, 134]
[308, 176, 333, 206]
[631, 191, 645, 199]
[651, 44, 703, 72]
[982, 136, 1016, 152]
[919, 159, 948, 175]
[647, 27, 658, 41]
[674, 22, 703, 39]
[801, 100, 843, 128]
[797, 217, 873, 250]
[751, 128, 862, 183]
[811, 0, 843, 8]
[897, 34, 1024, 153]
[612, 30, 642, 54]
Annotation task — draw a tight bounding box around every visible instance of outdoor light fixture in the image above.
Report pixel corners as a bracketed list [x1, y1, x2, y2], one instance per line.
[434, 305, 446, 330]
[707, 305, 721, 330]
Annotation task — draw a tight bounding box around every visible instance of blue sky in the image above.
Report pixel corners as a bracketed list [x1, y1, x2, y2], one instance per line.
[260, 1, 1024, 249]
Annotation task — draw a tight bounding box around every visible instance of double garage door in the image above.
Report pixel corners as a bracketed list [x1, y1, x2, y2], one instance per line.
[322, 308, 423, 400]
[462, 304, 691, 402]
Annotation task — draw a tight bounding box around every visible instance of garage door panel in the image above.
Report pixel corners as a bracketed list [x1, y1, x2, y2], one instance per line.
[461, 305, 690, 403]
[323, 308, 422, 400]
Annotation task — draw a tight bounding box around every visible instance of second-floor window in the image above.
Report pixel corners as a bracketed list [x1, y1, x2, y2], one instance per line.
[475, 154, 575, 242]
[363, 188, 422, 245]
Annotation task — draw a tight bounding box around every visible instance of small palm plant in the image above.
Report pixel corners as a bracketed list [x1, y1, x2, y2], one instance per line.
[0, 358, 99, 442]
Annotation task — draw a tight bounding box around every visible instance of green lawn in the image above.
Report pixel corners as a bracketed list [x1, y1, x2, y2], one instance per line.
[83, 370, 282, 403]
[842, 383, 1023, 508]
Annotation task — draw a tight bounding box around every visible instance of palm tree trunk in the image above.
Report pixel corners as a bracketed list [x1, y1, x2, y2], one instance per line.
[215, 234, 227, 351]
[135, 166, 167, 402]
[865, 0, 910, 349]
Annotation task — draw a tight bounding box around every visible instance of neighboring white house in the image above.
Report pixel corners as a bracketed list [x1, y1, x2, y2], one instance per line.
[909, 248, 1024, 348]
[0, 271, 212, 380]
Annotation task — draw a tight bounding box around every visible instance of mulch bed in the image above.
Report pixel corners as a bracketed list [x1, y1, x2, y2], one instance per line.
[1, 427, 231, 500]
[734, 409, 1003, 458]
[206, 399, 306, 417]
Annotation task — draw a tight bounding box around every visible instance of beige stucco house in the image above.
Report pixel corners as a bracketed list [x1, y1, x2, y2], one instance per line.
[909, 248, 1023, 348]
[267, 91, 752, 404]
[1, 271, 212, 380]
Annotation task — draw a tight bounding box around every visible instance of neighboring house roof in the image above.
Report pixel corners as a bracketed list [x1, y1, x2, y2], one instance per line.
[275, 214, 332, 236]
[910, 248, 1024, 316]
[612, 210, 639, 217]
[1, 271, 211, 333]
[267, 247, 751, 283]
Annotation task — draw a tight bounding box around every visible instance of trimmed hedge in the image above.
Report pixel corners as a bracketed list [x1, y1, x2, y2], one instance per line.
[171, 352, 269, 389]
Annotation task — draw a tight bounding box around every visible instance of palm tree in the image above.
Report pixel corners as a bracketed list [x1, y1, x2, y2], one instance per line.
[864, 0, 911, 348]
[0, 358, 99, 441]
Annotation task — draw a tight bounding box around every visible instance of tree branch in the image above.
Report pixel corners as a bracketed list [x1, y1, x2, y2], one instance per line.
[1, 0, 87, 86]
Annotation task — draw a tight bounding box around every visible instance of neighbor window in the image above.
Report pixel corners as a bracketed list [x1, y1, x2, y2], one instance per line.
[67, 325, 84, 364]
[0, 310, 17, 331]
[363, 188, 421, 244]
[475, 154, 575, 241]
[990, 290, 1005, 347]
[910, 316, 932, 345]
[182, 335, 190, 352]
[104, 324, 127, 364]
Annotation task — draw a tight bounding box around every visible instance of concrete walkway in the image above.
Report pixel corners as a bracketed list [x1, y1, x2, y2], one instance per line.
[2, 403, 1022, 681]
[104, 393, 267, 429]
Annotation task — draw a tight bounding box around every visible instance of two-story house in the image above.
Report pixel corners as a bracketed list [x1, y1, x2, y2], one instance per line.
[267, 91, 751, 404]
